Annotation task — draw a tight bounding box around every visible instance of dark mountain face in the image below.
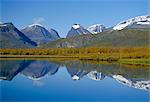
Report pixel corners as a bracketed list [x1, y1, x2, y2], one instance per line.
[21, 24, 60, 45]
[0, 23, 37, 48]
[66, 24, 91, 38]
[48, 28, 60, 39]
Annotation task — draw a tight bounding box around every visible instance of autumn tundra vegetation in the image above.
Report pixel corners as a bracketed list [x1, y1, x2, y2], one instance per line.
[0, 47, 150, 64]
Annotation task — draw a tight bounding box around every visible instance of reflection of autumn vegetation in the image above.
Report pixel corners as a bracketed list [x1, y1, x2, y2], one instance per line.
[0, 47, 149, 60]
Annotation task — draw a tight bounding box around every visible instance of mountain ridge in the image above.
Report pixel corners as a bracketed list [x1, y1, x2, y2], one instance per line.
[113, 15, 150, 30]
[1, 15, 150, 48]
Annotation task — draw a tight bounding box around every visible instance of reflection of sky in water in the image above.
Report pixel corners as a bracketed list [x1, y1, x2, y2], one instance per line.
[0, 60, 149, 102]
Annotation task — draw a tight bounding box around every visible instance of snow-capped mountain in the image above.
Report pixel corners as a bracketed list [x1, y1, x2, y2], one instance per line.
[87, 24, 106, 34]
[113, 15, 150, 30]
[21, 24, 60, 45]
[0, 22, 37, 48]
[66, 24, 91, 38]
[113, 75, 150, 91]
[87, 71, 105, 81]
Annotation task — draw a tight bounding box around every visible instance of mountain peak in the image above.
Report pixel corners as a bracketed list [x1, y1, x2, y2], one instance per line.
[87, 24, 106, 34]
[72, 24, 80, 29]
[67, 24, 91, 38]
[27, 23, 44, 28]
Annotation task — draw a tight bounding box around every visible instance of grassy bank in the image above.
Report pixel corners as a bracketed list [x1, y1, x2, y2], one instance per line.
[119, 59, 150, 65]
[0, 47, 150, 65]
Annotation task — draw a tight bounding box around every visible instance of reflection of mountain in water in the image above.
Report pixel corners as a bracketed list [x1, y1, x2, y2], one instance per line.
[21, 61, 59, 80]
[64, 61, 149, 91]
[0, 60, 149, 91]
[67, 68, 88, 80]
[0, 60, 59, 81]
[66, 61, 89, 80]
[65, 61, 106, 81]
[87, 71, 105, 81]
[0, 60, 33, 81]
[113, 75, 150, 91]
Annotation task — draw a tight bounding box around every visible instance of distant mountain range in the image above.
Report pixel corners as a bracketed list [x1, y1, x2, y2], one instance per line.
[0, 23, 60, 48]
[66, 24, 106, 38]
[41, 15, 150, 48]
[41, 28, 150, 48]
[0, 15, 149, 48]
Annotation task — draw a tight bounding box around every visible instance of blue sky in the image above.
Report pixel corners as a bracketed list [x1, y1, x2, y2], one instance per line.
[0, 0, 149, 37]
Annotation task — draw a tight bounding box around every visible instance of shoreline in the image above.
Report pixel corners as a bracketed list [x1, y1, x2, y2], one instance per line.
[0, 55, 79, 58]
[0, 55, 149, 66]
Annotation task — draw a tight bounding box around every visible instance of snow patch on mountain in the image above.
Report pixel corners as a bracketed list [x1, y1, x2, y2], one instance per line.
[28, 23, 44, 28]
[113, 15, 150, 30]
[0, 24, 7, 27]
[72, 24, 80, 29]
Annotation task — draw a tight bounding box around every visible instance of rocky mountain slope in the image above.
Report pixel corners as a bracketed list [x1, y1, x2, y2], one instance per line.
[21, 24, 60, 45]
[0, 23, 37, 48]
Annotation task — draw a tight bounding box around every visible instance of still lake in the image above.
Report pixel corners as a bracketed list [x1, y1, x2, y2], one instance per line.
[0, 59, 149, 102]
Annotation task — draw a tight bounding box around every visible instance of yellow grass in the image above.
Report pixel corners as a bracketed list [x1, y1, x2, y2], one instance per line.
[0, 47, 150, 63]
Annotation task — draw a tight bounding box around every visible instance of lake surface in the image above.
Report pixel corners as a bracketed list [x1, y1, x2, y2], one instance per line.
[0, 59, 149, 102]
